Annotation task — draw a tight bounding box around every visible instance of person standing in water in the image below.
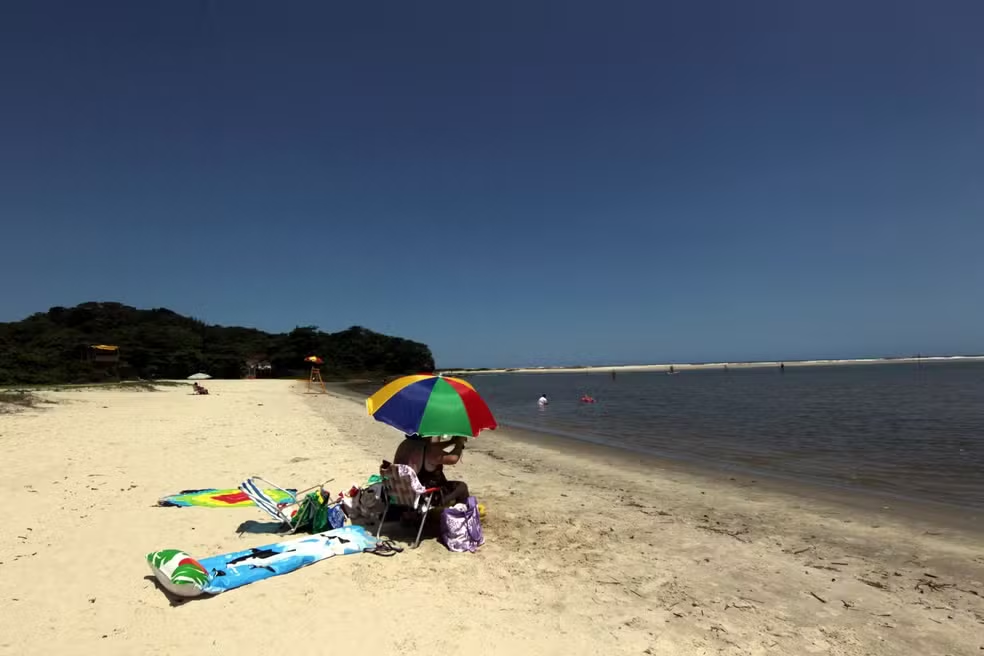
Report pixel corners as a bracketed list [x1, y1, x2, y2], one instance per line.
[538, 394, 548, 407]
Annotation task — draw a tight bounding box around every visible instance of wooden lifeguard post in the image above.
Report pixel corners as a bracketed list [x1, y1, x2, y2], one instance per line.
[85, 344, 121, 381]
[304, 355, 327, 393]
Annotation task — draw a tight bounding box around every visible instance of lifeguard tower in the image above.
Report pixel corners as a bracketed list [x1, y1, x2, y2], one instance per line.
[305, 355, 327, 393]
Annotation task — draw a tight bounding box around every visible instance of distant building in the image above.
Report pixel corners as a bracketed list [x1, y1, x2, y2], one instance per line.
[245, 355, 273, 379]
[83, 344, 121, 380]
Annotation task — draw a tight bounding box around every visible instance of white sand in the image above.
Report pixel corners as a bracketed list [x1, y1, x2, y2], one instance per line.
[443, 355, 984, 376]
[1, 380, 982, 655]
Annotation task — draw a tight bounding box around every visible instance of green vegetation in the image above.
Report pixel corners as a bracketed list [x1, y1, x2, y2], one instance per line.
[0, 302, 434, 384]
[0, 380, 178, 392]
[0, 390, 42, 411]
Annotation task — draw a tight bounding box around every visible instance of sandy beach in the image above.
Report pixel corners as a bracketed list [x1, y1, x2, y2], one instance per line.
[1, 380, 982, 655]
[443, 355, 984, 376]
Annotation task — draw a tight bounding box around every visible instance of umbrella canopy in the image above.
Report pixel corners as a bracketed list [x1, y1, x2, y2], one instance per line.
[366, 374, 497, 438]
[305, 355, 324, 365]
[187, 373, 212, 380]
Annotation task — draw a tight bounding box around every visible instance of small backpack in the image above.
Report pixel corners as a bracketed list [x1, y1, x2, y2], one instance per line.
[350, 482, 386, 523]
[292, 491, 345, 533]
[440, 496, 485, 553]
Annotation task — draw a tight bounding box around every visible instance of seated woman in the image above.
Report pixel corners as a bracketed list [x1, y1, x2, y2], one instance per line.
[392, 434, 470, 506]
[393, 433, 425, 472]
[420, 435, 470, 506]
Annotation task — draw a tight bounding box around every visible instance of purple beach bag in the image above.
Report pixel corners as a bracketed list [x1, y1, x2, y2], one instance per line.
[440, 496, 485, 553]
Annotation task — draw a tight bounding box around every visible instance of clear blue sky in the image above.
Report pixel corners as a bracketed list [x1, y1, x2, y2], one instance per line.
[2, 1, 982, 367]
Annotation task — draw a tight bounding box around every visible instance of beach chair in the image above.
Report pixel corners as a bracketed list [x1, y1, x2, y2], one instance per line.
[239, 476, 332, 534]
[376, 464, 441, 549]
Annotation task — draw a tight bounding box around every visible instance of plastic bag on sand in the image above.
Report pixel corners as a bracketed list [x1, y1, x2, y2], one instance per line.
[440, 496, 485, 553]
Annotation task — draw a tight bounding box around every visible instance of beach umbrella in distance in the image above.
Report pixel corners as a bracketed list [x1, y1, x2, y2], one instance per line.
[305, 355, 324, 365]
[366, 374, 497, 438]
[187, 373, 212, 380]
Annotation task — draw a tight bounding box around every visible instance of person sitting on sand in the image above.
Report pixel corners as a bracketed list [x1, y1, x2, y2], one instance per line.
[393, 434, 469, 506]
[192, 382, 209, 395]
[420, 435, 470, 506]
[394, 433, 426, 472]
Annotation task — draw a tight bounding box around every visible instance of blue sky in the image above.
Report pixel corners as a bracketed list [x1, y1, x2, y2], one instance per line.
[1, 1, 982, 367]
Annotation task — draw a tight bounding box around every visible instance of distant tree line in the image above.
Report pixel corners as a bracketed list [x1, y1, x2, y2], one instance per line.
[0, 302, 435, 384]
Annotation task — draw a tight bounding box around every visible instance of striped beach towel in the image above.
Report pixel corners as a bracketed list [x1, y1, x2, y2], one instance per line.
[157, 487, 296, 508]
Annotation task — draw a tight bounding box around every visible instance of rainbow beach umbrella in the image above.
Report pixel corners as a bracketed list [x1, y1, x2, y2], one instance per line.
[366, 374, 497, 438]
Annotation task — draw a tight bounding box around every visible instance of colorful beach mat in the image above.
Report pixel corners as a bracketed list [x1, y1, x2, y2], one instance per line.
[147, 525, 376, 598]
[157, 487, 297, 508]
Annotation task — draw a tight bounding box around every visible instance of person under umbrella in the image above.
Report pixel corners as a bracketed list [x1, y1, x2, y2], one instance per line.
[368, 374, 495, 508]
[394, 433, 469, 506]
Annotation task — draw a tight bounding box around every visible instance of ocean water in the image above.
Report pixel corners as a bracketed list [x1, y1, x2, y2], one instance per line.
[467, 362, 984, 510]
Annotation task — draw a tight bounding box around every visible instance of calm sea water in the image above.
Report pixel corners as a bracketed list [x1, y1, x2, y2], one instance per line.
[467, 363, 984, 510]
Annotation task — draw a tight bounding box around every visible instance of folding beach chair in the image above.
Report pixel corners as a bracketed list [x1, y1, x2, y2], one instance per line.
[239, 476, 333, 534]
[375, 464, 442, 549]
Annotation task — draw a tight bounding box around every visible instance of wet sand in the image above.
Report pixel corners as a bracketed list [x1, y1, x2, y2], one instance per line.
[1, 380, 981, 655]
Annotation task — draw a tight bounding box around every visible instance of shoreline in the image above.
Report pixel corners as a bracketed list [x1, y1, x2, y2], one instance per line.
[2, 380, 981, 655]
[311, 388, 984, 653]
[488, 419, 984, 535]
[442, 354, 984, 376]
[335, 381, 984, 521]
